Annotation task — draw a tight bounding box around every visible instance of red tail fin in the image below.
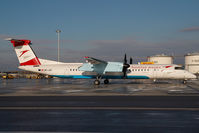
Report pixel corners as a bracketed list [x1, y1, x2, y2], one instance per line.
[9, 39, 41, 66]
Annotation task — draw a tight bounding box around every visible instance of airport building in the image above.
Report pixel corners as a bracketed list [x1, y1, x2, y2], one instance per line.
[147, 54, 173, 64]
[185, 53, 199, 74]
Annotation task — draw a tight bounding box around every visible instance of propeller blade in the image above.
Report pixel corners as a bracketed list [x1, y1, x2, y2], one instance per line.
[124, 54, 127, 64]
[130, 57, 133, 64]
[122, 54, 130, 78]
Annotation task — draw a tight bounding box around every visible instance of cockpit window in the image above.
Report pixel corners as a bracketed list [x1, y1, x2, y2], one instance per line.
[175, 67, 184, 70]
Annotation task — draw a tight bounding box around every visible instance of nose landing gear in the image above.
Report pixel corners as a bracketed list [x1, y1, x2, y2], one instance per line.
[183, 79, 187, 84]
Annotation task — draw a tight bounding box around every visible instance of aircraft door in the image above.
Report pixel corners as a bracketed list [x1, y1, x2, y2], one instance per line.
[153, 68, 157, 79]
[154, 68, 164, 79]
[183, 70, 186, 79]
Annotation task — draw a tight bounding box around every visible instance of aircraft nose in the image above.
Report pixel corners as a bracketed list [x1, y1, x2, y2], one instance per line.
[192, 74, 197, 79]
[188, 73, 197, 79]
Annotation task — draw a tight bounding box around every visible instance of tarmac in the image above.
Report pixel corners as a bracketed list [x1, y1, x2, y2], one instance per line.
[0, 96, 199, 110]
[0, 78, 199, 96]
[0, 78, 199, 132]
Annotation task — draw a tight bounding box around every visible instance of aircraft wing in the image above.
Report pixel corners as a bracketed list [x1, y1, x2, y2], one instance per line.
[79, 56, 123, 74]
[84, 56, 107, 65]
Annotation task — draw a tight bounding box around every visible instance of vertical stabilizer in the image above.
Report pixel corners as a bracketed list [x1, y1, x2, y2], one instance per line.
[8, 39, 41, 66]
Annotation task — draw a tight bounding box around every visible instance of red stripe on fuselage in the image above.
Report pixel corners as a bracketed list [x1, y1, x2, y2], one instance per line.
[20, 57, 41, 66]
[165, 66, 172, 68]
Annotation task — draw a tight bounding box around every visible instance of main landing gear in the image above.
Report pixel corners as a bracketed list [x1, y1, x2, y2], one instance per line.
[94, 79, 100, 85]
[104, 79, 109, 84]
[93, 76, 109, 85]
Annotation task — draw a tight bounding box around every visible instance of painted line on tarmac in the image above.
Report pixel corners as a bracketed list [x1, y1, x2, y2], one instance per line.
[0, 107, 199, 110]
[0, 132, 99, 133]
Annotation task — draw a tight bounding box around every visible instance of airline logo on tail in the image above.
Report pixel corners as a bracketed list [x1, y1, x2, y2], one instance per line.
[19, 50, 29, 57]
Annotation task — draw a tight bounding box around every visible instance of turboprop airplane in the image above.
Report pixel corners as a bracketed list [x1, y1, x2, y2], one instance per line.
[6, 38, 196, 85]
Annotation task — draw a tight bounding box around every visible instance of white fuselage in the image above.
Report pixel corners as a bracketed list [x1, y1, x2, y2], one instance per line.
[19, 63, 196, 80]
[8, 39, 196, 82]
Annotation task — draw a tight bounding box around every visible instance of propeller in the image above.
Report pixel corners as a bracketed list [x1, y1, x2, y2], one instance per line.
[130, 57, 133, 64]
[122, 54, 130, 78]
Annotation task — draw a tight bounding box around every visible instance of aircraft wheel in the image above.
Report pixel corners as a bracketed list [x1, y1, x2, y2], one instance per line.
[94, 80, 100, 85]
[183, 80, 187, 84]
[104, 79, 109, 84]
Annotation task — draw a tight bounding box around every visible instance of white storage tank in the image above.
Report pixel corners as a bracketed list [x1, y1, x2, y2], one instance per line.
[185, 53, 199, 74]
[147, 54, 173, 64]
